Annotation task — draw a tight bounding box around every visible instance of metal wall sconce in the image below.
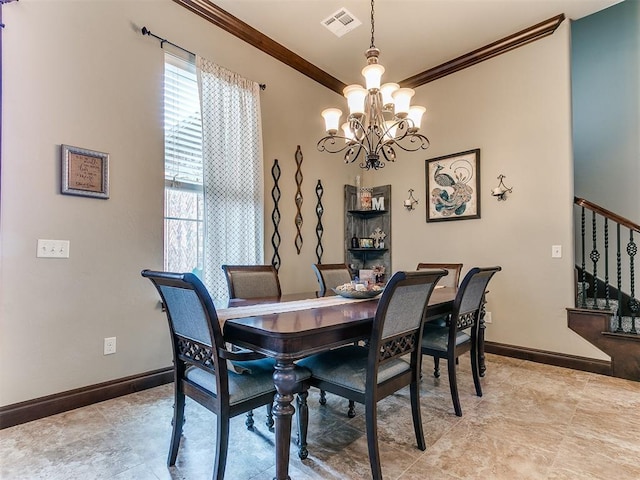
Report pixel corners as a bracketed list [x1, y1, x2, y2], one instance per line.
[403, 189, 419, 211]
[491, 174, 513, 201]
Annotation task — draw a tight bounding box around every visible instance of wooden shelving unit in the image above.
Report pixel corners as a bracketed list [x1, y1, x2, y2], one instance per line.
[344, 184, 391, 278]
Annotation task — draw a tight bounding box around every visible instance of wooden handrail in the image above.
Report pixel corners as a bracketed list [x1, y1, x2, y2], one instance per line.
[574, 197, 640, 233]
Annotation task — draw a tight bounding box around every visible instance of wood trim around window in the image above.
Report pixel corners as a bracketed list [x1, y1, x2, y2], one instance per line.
[173, 1, 565, 92]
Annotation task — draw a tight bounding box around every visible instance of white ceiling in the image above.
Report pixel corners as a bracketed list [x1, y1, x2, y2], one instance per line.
[212, 0, 621, 86]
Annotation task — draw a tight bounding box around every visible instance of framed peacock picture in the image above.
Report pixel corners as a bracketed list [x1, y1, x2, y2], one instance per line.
[425, 149, 480, 222]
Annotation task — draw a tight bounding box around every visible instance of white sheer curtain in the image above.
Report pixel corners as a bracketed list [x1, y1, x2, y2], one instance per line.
[197, 56, 264, 303]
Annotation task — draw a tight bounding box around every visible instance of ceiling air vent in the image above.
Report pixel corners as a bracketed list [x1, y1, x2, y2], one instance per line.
[321, 8, 362, 37]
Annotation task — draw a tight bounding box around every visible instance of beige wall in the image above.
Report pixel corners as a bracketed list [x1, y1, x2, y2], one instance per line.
[1, 1, 607, 407]
[364, 21, 607, 359]
[0, 0, 353, 406]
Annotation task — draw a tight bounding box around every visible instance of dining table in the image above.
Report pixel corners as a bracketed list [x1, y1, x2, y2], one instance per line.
[220, 287, 457, 480]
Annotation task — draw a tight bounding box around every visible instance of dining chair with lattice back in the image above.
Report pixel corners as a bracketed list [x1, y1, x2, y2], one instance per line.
[311, 263, 357, 417]
[416, 263, 462, 291]
[222, 264, 281, 300]
[421, 266, 501, 416]
[312, 263, 353, 297]
[416, 263, 464, 375]
[299, 269, 448, 479]
[141, 270, 311, 479]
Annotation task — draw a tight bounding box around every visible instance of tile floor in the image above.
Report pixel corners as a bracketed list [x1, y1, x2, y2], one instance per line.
[2, 354, 640, 480]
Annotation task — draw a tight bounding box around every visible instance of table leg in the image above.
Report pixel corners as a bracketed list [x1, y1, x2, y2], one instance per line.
[272, 360, 297, 480]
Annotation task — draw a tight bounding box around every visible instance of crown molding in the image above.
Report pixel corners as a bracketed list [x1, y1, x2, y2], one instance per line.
[400, 14, 566, 88]
[172, 0, 347, 94]
[173, 2, 564, 94]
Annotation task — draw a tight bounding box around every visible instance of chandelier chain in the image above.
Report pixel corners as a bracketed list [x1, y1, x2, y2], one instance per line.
[370, 0, 376, 48]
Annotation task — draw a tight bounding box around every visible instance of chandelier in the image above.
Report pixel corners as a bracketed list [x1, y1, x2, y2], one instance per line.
[317, 0, 430, 170]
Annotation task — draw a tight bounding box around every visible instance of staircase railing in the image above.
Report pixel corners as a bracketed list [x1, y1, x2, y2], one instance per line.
[574, 197, 639, 334]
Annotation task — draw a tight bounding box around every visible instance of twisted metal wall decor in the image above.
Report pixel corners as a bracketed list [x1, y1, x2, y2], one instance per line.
[294, 146, 304, 255]
[315, 180, 324, 263]
[270, 159, 282, 271]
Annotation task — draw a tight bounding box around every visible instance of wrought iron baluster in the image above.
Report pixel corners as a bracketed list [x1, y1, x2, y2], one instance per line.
[590, 211, 600, 308]
[604, 218, 610, 309]
[628, 229, 638, 333]
[616, 223, 623, 332]
[580, 206, 587, 307]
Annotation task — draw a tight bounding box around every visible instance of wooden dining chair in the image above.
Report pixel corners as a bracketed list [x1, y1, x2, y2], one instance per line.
[416, 262, 462, 290]
[311, 263, 356, 416]
[141, 270, 311, 479]
[417, 263, 463, 333]
[312, 263, 352, 297]
[299, 269, 448, 480]
[421, 266, 501, 416]
[222, 264, 281, 299]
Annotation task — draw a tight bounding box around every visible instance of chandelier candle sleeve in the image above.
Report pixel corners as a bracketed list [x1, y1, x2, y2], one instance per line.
[317, 0, 430, 170]
[321, 108, 342, 135]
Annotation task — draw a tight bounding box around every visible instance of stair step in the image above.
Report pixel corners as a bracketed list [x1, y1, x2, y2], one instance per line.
[611, 316, 640, 334]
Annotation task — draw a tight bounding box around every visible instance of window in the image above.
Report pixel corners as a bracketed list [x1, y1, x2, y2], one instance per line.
[163, 53, 264, 303]
[163, 54, 203, 275]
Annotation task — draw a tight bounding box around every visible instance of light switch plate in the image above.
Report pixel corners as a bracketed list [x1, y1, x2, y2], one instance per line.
[552, 245, 562, 258]
[37, 239, 70, 258]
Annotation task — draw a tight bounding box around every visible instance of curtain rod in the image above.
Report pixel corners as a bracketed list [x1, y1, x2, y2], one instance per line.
[1, 0, 20, 28]
[141, 26, 266, 91]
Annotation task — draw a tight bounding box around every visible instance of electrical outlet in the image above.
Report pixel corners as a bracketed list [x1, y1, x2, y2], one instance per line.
[484, 311, 492, 324]
[104, 337, 116, 355]
[551, 245, 562, 258]
[37, 239, 70, 258]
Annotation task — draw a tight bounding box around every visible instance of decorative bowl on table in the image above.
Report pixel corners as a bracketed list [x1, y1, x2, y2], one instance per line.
[332, 283, 383, 299]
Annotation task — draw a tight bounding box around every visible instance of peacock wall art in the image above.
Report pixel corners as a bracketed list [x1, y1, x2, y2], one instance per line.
[426, 149, 481, 222]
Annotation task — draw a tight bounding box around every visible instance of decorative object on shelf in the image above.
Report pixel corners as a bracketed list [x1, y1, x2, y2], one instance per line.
[372, 265, 386, 284]
[425, 148, 481, 222]
[359, 238, 374, 249]
[315, 180, 324, 263]
[491, 174, 513, 201]
[270, 159, 282, 271]
[294, 146, 304, 254]
[372, 196, 385, 210]
[370, 227, 387, 248]
[351, 235, 359, 249]
[61, 144, 109, 199]
[317, 0, 429, 171]
[403, 189, 419, 211]
[359, 269, 375, 284]
[360, 187, 373, 210]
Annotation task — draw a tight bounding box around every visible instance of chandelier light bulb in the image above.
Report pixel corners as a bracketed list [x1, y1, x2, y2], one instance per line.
[380, 83, 399, 108]
[343, 85, 368, 116]
[383, 120, 398, 142]
[362, 63, 385, 91]
[392, 88, 415, 118]
[321, 108, 342, 135]
[407, 105, 426, 132]
[342, 122, 355, 143]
